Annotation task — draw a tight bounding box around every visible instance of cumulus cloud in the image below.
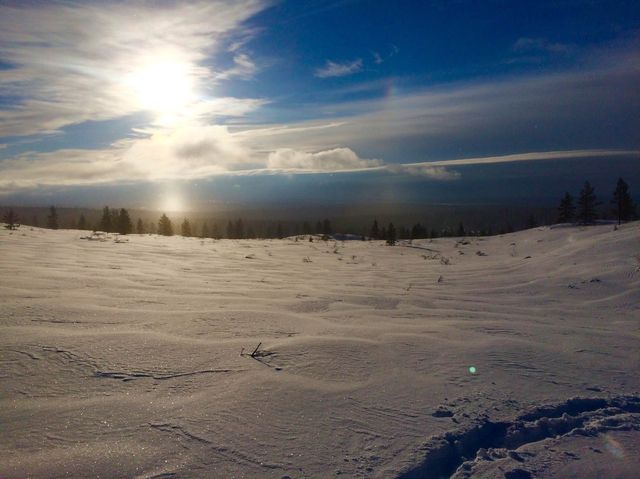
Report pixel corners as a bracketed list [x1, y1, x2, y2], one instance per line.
[0, 1, 266, 137]
[315, 59, 363, 78]
[267, 148, 381, 171]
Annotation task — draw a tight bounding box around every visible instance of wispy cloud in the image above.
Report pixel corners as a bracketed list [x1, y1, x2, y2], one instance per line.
[215, 53, 258, 80]
[371, 44, 399, 65]
[414, 149, 638, 167]
[314, 59, 363, 78]
[512, 37, 572, 55]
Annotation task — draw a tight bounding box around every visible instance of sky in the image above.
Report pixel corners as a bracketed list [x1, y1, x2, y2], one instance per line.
[0, 0, 638, 210]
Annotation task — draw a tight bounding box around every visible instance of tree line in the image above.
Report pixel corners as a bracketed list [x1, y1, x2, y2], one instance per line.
[3, 178, 635, 237]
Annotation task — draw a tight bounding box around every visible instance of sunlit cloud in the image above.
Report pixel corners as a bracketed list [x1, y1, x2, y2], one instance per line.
[267, 147, 381, 171]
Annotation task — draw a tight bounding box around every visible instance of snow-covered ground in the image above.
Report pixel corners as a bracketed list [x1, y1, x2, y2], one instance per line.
[1, 223, 639, 478]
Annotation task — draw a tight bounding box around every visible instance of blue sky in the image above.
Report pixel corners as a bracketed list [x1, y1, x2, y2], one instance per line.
[0, 0, 638, 210]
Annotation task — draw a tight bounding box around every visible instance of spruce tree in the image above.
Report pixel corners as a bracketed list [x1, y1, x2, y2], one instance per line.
[3, 209, 19, 230]
[99, 206, 112, 232]
[200, 221, 209, 238]
[577, 181, 598, 224]
[457, 222, 466, 236]
[322, 218, 331, 235]
[181, 218, 192, 237]
[136, 218, 145, 234]
[158, 214, 173, 236]
[227, 220, 234, 239]
[110, 209, 119, 232]
[558, 192, 575, 223]
[386, 222, 397, 245]
[411, 223, 426, 239]
[77, 214, 87, 230]
[47, 206, 59, 230]
[612, 178, 635, 224]
[370, 219, 379, 240]
[235, 218, 244, 239]
[211, 222, 220, 239]
[117, 208, 132, 235]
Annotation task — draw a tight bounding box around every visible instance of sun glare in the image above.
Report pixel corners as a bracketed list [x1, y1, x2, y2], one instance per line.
[126, 57, 197, 121]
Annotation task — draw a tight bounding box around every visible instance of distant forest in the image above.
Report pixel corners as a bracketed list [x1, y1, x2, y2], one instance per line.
[2, 179, 636, 239]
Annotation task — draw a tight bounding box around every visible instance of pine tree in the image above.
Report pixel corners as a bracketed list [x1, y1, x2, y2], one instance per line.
[3, 209, 19, 230]
[322, 218, 331, 235]
[235, 218, 244, 239]
[211, 222, 220, 239]
[457, 222, 466, 236]
[117, 208, 133, 235]
[386, 222, 397, 245]
[370, 219, 379, 240]
[181, 218, 192, 237]
[47, 206, 59, 230]
[158, 214, 173, 236]
[612, 178, 635, 224]
[558, 192, 575, 223]
[276, 222, 284, 239]
[227, 220, 234, 239]
[77, 214, 87, 230]
[577, 181, 598, 224]
[99, 206, 112, 232]
[411, 223, 426, 239]
[136, 218, 145, 234]
[200, 221, 209, 238]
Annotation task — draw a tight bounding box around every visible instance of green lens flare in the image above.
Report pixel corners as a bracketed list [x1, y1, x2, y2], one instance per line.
[469, 366, 477, 374]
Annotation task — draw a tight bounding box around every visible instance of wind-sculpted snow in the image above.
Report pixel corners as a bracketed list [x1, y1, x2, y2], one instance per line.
[1, 223, 639, 478]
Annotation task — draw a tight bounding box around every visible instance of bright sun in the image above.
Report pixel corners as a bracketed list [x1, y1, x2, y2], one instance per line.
[126, 56, 196, 121]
